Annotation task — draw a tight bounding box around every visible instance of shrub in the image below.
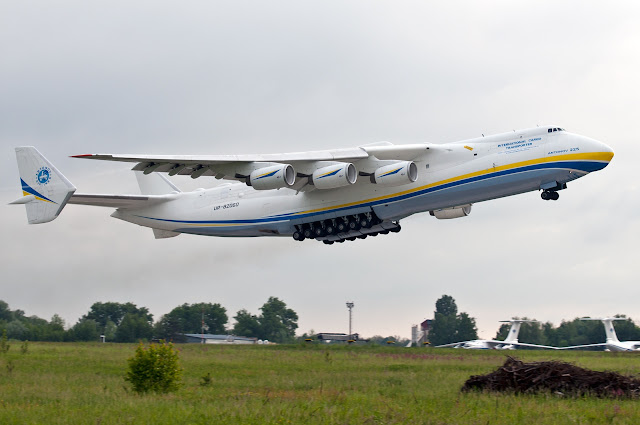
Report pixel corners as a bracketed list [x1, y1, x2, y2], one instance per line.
[125, 340, 182, 394]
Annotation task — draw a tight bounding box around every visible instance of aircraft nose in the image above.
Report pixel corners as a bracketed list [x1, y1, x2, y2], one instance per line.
[597, 139, 614, 165]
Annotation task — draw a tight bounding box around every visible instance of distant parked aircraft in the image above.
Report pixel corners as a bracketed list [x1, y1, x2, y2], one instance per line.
[559, 318, 640, 352]
[12, 126, 612, 244]
[435, 320, 556, 350]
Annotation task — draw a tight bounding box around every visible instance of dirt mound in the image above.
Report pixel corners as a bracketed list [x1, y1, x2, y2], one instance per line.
[462, 356, 640, 398]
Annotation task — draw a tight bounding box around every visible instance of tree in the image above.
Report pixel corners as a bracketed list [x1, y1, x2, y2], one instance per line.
[435, 295, 458, 317]
[456, 312, 478, 341]
[115, 313, 153, 343]
[232, 309, 261, 338]
[259, 297, 298, 343]
[69, 319, 99, 341]
[231, 297, 299, 343]
[428, 295, 477, 346]
[154, 303, 228, 341]
[83, 302, 152, 333]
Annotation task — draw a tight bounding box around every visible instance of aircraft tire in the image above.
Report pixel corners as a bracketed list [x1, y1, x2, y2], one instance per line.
[292, 231, 304, 241]
[541, 191, 550, 200]
[303, 228, 313, 239]
[325, 223, 336, 235]
[358, 215, 370, 228]
[551, 191, 559, 200]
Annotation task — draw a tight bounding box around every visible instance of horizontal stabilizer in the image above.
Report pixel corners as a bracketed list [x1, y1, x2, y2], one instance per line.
[69, 193, 178, 208]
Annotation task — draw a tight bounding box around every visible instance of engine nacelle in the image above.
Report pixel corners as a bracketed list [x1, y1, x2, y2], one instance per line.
[248, 164, 295, 190]
[430, 204, 472, 219]
[311, 163, 357, 189]
[371, 161, 418, 186]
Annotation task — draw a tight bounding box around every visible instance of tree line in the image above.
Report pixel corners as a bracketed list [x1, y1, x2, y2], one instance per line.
[0, 296, 299, 344]
[428, 295, 640, 347]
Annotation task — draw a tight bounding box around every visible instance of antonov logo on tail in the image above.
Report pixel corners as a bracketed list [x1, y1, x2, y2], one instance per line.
[11, 126, 613, 242]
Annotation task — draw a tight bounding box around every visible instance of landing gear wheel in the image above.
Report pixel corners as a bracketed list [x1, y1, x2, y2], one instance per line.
[358, 215, 370, 228]
[323, 240, 334, 245]
[348, 219, 361, 231]
[303, 228, 313, 239]
[541, 191, 551, 200]
[292, 231, 304, 241]
[550, 191, 559, 201]
[314, 226, 326, 237]
[336, 221, 347, 233]
[325, 222, 336, 235]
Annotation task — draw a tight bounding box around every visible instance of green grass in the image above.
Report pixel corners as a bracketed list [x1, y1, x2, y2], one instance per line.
[1, 342, 639, 424]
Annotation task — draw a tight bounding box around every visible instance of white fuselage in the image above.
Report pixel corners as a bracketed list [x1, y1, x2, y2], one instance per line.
[112, 128, 613, 238]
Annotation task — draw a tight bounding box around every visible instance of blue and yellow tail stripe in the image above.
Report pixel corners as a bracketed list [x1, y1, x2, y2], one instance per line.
[136, 151, 613, 228]
[20, 179, 56, 204]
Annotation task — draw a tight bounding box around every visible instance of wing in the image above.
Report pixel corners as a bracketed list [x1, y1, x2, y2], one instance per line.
[434, 341, 467, 348]
[68, 193, 177, 208]
[507, 342, 558, 350]
[72, 143, 436, 191]
[557, 343, 608, 351]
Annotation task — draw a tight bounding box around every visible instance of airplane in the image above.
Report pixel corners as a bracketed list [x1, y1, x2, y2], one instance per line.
[434, 320, 556, 350]
[559, 318, 640, 352]
[11, 126, 613, 244]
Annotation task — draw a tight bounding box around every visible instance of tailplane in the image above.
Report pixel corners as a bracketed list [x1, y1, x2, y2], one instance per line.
[11, 147, 76, 224]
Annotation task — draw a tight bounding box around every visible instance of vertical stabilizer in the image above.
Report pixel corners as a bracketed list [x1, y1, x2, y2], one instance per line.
[581, 317, 624, 343]
[601, 318, 621, 343]
[502, 321, 522, 344]
[12, 147, 76, 224]
[500, 319, 538, 344]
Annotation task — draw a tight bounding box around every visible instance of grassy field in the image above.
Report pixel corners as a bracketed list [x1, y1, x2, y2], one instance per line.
[0, 342, 639, 424]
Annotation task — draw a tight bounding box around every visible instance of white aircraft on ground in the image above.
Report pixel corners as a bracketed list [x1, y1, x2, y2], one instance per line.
[434, 320, 556, 350]
[11, 126, 613, 244]
[559, 318, 640, 352]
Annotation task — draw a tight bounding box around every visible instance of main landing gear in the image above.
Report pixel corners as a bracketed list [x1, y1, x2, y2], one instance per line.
[541, 190, 559, 201]
[292, 211, 401, 244]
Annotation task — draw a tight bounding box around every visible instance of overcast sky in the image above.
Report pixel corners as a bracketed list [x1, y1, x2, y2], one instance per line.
[2, 1, 639, 340]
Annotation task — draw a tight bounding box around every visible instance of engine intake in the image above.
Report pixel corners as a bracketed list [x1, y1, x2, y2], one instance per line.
[311, 163, 357, 189]
[430, 204, 472, 219]
[248, 164, 295, 190]
[371, 161, 418, 186]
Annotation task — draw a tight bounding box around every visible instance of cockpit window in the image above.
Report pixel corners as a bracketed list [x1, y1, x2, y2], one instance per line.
[548, 127, 565, 133]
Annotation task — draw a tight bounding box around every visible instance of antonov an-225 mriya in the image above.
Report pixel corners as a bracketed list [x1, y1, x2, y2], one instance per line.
[12, 126, 613, 244]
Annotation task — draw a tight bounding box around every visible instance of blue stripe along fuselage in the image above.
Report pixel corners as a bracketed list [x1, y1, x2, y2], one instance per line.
[134, 160, 608, 226]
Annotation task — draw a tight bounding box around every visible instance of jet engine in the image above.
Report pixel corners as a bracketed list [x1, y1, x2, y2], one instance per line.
[371, 161, 418, 186]
[311, 163, 357, 189]
[429, 204, 472, 219]
[248, 164, 296, 190]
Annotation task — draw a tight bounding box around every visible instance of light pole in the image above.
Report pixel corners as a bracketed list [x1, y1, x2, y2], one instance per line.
[346, 302, 354, 339]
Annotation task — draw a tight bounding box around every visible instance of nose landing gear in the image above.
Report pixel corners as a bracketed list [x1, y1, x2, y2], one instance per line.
[541, 190, 559, 201]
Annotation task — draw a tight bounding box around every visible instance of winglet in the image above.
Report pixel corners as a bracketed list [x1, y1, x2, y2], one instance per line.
[13, 147, 76, 224]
